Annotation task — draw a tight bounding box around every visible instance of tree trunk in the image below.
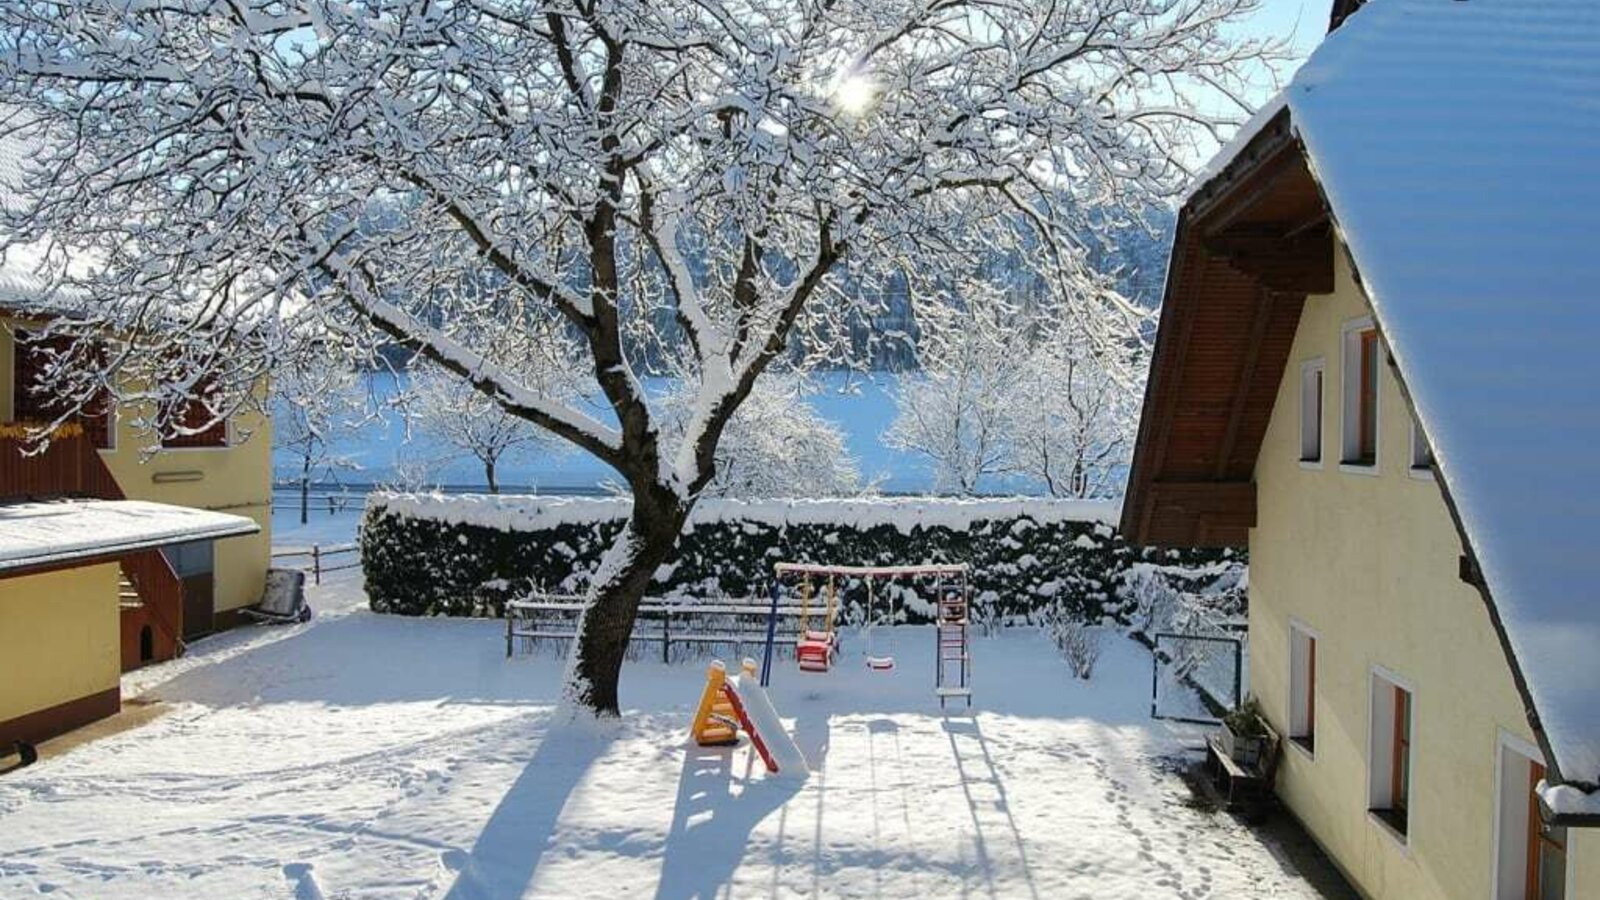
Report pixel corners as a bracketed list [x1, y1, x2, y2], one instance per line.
[563, 486, 687, 716]
[299, 458, 310, 525]
[485, 458, 498, 494]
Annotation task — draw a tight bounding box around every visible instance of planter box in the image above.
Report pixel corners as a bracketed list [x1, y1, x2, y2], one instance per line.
[1221, 722, 1267, 768]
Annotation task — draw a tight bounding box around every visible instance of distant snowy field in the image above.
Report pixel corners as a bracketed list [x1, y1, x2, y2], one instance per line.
[0, 577, 1339, 899]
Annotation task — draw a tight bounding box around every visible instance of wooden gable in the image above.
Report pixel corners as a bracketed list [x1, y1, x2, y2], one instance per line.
[1121, 111, 1333, 547]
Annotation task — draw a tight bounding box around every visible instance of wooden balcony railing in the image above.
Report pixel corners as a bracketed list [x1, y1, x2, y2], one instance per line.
[0, 429, 124, 501]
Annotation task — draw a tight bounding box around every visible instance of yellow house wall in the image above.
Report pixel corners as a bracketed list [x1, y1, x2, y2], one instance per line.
[1250, 248, 1596, 899]
[0, 320, 272, 614]
[0, 564, 121, 724]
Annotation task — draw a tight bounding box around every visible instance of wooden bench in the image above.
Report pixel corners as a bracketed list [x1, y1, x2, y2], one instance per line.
[1204, 719, 1282, 821]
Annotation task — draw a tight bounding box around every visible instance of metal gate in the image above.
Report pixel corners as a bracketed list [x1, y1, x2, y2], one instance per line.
[1150, 631, 1243, 725]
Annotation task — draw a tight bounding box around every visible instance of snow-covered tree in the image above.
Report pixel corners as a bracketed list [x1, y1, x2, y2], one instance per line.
[272, 354, 372, 524]
[885, 295, 1030, 494]
[1010, 328, 1145, 498]
[671, 373, 860, 499]
[407, 350, 576, 493]
[888, 293, 1144, 497]
[0, 0, 1277, 715]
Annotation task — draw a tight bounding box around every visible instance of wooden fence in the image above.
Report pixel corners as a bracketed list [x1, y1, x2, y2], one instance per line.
[270, 542, 361, 585]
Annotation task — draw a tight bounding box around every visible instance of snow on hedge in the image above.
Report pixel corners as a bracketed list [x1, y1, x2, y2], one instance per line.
[369, 493, 1122, 535]
[359, 492, 1227, 627]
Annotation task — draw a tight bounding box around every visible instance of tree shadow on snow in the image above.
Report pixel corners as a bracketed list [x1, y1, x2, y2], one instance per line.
[440, 724, 614, 900]
[653, 738, 809, 900]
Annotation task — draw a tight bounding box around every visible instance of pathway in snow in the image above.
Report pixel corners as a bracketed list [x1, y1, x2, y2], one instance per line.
[0, 579, 1347, 899]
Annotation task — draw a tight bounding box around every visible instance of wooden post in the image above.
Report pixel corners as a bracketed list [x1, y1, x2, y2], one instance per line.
[662, 608, 671, 664]
[311, 545, 321, 586]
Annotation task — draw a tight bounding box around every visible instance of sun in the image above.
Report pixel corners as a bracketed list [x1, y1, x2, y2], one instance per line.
[832, 73, 879, 117]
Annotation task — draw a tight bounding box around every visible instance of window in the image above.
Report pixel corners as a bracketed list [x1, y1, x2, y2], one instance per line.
[10, 331, 114, 450]
[1300, 360, 1325, 465]
[1342, 319, 1380, 468]
[1410, 413, 1434, 472]
[161, 540, 214, 578]
[160, 376, 227, 449]
[1526, 762, 1568, 900]
[1369, 670, 1413, 838]
[1496, 739, 1567, 900]
[1289, 624, 1318, 753]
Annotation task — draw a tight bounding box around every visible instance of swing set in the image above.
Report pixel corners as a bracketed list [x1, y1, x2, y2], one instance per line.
[761, 562, 973, 706]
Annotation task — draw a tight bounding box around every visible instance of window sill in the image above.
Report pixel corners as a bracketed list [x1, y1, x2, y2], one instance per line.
[1407, 465, 1435, 482]
[1339, 462, 1380, 477]
[1367, 808, 1411, 849]
[1289, 734, 1315, 759]
[1298, 459, 1324, 471]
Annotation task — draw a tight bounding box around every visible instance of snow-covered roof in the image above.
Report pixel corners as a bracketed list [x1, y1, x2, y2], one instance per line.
[1191, 0, 1600, 787]
[0, 499, 260, 574]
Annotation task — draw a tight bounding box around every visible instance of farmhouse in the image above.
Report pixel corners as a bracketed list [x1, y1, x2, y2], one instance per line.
[0, 133, 273, 747]
[1123, 1, 1599, 898]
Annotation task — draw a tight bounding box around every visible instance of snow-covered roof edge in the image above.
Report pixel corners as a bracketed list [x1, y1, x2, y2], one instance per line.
[1172, 0, 1600, 794]
[0, 499, 260, 574]
[368, 493, 1123, 537]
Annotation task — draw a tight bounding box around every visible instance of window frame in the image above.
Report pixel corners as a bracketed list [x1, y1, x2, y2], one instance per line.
[1340, 317, 1381, 475]
[1492, 732, 1572, 900]
[1409, 413, 1435, 480]
[1288, 620, 1319, 756]
[1526, 761, 1568, 900]
[1299, 358, 1326, 468]
[1367, 666, 1415, 845]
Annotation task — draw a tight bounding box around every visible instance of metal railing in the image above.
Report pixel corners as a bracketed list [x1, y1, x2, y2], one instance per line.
[271, 542, 361, 585]
[505, 594, 815, 663]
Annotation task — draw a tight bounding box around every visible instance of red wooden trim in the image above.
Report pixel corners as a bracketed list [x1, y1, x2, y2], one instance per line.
[1358, 329, 1378, 462]
[1306, 637, 1317, 737]
[1391, 685, 1410, 813]
[160, 375, 227, 449]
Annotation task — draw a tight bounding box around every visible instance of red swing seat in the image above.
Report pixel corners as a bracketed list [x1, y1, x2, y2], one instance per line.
[796, 631, 837, 672]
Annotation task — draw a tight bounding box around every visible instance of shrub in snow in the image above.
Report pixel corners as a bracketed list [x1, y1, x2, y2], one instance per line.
[360, 494, 1241, 628]
[1051, 617, 1105, 681]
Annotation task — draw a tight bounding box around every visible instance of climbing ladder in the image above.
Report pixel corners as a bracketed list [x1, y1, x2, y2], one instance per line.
[935, 590, 972, 708]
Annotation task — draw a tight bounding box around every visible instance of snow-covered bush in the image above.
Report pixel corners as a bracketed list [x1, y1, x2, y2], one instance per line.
[360, 494, 1240, 627]
[1052, 618, 1105, 681]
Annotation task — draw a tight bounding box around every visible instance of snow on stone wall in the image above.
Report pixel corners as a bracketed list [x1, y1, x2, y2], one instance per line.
[360, 493, 1239, 627]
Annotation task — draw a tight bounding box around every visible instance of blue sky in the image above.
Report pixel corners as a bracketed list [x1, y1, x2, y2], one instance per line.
[1251, 0, 1328, 76]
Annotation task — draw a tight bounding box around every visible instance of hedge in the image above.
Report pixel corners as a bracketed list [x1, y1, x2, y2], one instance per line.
[360, 494, 1242, 627]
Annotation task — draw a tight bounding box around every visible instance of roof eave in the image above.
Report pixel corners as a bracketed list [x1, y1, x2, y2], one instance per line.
[0, 519, 261, 578]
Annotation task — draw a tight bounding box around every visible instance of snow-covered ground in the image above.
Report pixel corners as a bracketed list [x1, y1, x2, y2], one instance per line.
[0, 576, 1345, 899]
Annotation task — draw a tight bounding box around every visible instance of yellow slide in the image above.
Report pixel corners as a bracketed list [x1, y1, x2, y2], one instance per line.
[689, 661, 742, 746]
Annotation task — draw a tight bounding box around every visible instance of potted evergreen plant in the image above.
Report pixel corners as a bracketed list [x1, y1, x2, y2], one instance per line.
[1220, 697, 1269, 768]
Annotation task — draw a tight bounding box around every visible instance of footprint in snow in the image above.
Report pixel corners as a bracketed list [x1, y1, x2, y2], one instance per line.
[282, 863, 326, 900]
